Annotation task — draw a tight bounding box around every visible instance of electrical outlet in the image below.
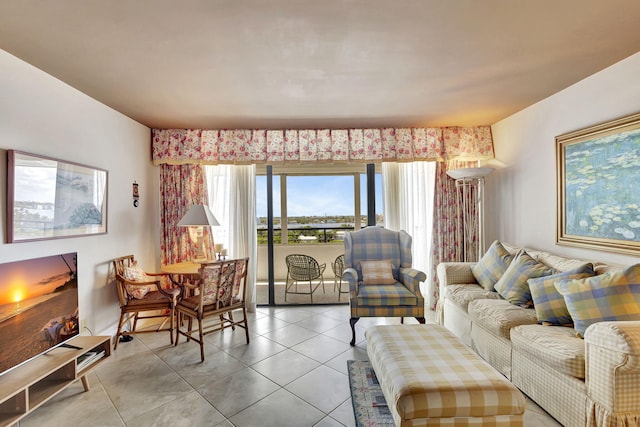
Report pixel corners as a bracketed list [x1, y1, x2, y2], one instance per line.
[81, 319, 88, 332]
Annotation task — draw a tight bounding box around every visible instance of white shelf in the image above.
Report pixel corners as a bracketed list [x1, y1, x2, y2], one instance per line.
[0, 335, 111, 427]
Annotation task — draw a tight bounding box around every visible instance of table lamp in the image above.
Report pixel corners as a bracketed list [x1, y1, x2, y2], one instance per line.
[177, 204, 219, 261]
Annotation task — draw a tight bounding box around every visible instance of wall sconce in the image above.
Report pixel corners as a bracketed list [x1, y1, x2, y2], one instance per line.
[132, 182, 139, 207]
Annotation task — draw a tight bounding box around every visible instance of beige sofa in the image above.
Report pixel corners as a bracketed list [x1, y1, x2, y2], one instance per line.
[437, 243, 640, 427]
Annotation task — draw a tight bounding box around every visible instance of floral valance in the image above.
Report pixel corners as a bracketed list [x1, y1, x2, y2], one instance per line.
[151, 126, 493, 165]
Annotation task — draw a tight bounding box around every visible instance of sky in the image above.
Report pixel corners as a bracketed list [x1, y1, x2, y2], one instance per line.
[256, 174, 383, 218]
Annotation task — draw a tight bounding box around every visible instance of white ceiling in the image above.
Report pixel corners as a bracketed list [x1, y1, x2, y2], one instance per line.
[2, 0, 640, 130]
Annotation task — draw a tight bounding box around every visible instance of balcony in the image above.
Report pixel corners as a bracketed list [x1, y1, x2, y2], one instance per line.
[256, 224, 355, 305]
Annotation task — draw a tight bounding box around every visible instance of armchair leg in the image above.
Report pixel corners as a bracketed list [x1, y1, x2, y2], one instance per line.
[349, 317, 360, 346]
[416, 317, 426, 324]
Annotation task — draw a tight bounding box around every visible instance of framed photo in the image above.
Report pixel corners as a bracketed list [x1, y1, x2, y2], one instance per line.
[7, 150, 108, 243]
[556, 112, 640, 255]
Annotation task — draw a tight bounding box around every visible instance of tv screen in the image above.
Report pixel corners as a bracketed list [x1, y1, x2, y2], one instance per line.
[0, 252, 79, 375]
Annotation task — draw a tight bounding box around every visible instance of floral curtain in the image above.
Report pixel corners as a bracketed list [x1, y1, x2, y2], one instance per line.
[151, 127, 493, 165]
[430, 160, 478, 314]
[160, 164, 214, 265]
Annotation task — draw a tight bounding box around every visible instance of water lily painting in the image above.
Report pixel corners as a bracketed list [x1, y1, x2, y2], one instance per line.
[557, 112, 640, 254]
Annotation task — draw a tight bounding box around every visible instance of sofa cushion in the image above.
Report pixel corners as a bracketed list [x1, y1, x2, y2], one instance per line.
[532, 251, 593, 273]
[468, 299, 538, 340]
[529, 263, 596, 326]
[444, 284, 502, 312]
[511, 324, 585, 379]
[471, 240, 514, 291]
[556, 264, 640, 337]
[494, 250, 555, 307]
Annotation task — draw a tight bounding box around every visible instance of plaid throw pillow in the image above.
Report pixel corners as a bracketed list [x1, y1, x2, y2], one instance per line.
[360, 260, 396, 285]
[555, 264, 640, 337]
[494, 249, 555, 307]
[471, 240, 514, 291]
[529, 263, 595, 325]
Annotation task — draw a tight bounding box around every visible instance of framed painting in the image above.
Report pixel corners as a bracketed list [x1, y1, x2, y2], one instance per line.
[7, 150, 108, 243]
[556, 112, 640, 255]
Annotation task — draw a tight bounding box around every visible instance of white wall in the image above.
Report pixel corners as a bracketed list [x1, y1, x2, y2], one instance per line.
[487, 51, 640, 265]
[0, 50, 158, 336]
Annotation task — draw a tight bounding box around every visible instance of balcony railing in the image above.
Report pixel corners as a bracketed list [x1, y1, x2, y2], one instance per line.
[257, 224, 355, 244]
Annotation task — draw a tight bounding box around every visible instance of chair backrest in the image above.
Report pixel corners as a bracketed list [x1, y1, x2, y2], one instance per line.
[113, 255, 135, 278]
[113, 255, 136, 305]
[286, 254, 322, 281]
[197, 258, 249, 311]
[332, 254, 345, 277]
[344, 227, 412, 281]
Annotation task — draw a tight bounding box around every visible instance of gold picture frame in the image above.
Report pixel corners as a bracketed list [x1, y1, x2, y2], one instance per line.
[556, 112, 640, 255]
[7, 150, 108, 243]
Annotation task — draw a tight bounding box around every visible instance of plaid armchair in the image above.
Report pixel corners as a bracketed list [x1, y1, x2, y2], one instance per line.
[343, 227, 426, 345]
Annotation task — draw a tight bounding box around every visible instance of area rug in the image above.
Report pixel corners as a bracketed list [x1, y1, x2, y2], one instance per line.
[347, 360, 394, 427]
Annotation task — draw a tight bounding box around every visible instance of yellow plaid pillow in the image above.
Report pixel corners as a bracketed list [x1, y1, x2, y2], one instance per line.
[360, 260, 396, 285]
[555, 264, 640, 337]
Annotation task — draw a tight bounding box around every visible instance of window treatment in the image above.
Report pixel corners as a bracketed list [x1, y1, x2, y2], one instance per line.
[152, 127, 493, 165]
[205, 165, 258, 312]
[159, 164, 214, 265]
[154, 125, 493, 309]
[382, 162, 436, 307]
[431, 160, 478, 315]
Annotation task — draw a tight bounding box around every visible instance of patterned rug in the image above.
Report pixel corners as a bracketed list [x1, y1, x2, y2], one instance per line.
[347, 360, 395, 427]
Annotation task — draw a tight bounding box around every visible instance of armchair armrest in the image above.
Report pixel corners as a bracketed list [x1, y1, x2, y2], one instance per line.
[343, 267, 358, 299]
[120, 275, 180, 299]
[436, 262, 477, 286]
[585, 321, 640, 416]
[398, 267, 426, 296]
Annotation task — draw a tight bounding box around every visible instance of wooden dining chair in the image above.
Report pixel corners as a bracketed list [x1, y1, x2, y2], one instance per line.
[112, 255, 182, 349]
[174, 258, 250, 362]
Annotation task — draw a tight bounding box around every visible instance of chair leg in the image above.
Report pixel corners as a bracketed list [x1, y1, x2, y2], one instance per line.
[242, 307, 250, 344]
[169, 307, 175, 345]
[349, 317, 360, 346]
[114, 312, 127, 350]
[416, 317, 426, 324]
[174, 312, 181, 346]
[198, 317, 205, 362]
[401, 317, 404, 324]
[132, 313, 139, 333]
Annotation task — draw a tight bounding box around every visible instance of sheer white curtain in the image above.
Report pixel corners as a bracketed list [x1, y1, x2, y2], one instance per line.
[205, 165, 257, 312]
[382, 161, 437, 308]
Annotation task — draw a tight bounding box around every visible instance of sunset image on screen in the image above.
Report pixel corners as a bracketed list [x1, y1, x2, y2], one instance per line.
[0, 253, 78, 374]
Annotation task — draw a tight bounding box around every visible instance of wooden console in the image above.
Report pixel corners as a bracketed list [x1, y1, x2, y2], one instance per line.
[0, 335, 111, 427]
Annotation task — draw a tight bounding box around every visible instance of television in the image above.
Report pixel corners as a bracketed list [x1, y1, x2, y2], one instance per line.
[0, 252, 79, 375]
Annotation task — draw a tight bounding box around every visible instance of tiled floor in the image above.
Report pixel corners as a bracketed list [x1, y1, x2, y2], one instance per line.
[18, 305, 561, 426]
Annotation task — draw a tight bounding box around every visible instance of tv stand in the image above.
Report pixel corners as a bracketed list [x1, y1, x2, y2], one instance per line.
[0, 335, 110, 427]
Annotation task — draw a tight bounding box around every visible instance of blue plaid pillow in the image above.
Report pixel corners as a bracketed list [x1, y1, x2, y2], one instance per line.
[471, 240, 514, 291]
[528, 263, 595, 325]
[555, 264, 640, 337]
[494, 250, 555, 307]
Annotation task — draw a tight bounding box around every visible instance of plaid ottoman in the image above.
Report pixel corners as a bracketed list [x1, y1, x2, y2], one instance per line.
[366, 324, 525, 426]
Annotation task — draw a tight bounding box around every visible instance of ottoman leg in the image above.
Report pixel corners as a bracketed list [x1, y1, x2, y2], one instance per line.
[416, 317, 426, 324]
[350, 317, 360, 346]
